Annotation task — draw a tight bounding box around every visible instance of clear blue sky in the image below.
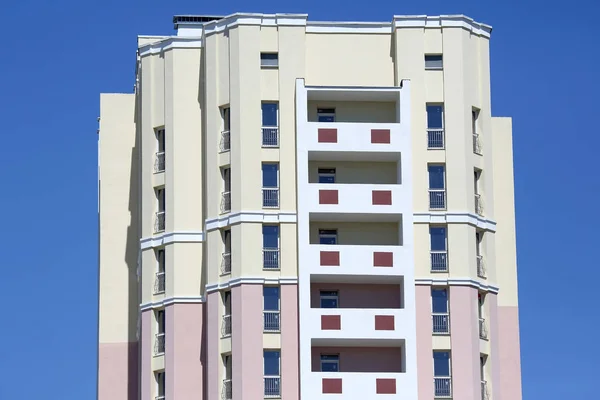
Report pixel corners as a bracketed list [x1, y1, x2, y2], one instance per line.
[0, 0, 598, 399]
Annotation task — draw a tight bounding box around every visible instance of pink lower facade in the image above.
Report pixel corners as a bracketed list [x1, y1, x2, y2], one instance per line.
[98, 342, 138, 400]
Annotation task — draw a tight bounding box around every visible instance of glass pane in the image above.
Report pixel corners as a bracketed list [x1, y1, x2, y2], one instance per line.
[431, 289, 448, 313]
[433, 352, 450, 376]
[262, 103, 278, 127]
[318, 115, 335, 122]
[262, 225, 279, 248]
[264, 350, 281, 375]
[425, 55, 443, 69]
[261, 53, 279, 67]
[262, 163, 279, 187]
[318, 175, 335, 184]
[320, 297, 338, 308]
[319, 236, 337, 245]
[263, 287, 280, 310]
[321, 361, 339, 372]
[430, 227, 447, 251]
[426, 105, 443, 129]
[428, 166, 445, 189]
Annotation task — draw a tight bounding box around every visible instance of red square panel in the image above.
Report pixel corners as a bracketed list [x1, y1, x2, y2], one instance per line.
[318, 128, 338, 143]
[321, 315, 341, 330]
[372, 190, 392, 205]
[375, 315, 395, 331]
[319, 190, 339, 205]
[373, 252, 393, 267]
[376, 378, 396, 394]
[320, 251, 340, 266]
[371, 129, 391, 144]
[322, 378, 343, 393]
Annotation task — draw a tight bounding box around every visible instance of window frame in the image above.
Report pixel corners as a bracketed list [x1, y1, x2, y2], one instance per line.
[222, 107, 231, 132]
[433, 351, 451, 377]
[262, 224, 280, 249]
[318, 168, 336, 184]
[262, 163, 280, 188]
[156, 371, 165, 397]
[263, 350, 281, 376]
[429, 226, 447, 252]
[428, 164, 446, 190]
[317, 108, 336, 122]
[320, 354, 340, 372]
[263, 286, 281, 311]
[319, 290, 339, 308]
[155, 128, 165, 152]
[431, 287, 449, 314]
[425, 54, 444, 70]
[260, 53, 279, 68]
[318, 229, 338, 245]
[156, 248, 165, 273]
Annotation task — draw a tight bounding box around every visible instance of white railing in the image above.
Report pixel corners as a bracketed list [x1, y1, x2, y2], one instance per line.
[154, 211, 165, 233]
[479, 317, 489, 340]
[154, 271, 165, 294]
[221, 191, 231, 213]
[432, 313, 450, 334]
[431, 251, 448, 272]
[262, 188, 280, 208]
[475, 194, 484, 216]
[473, 133, 483, 154]
[155, 396, 165, 400]
[263, 248, 280, 270]
[220, 130, 231, 152]
[154, 332, 165, 355]
[427, 129, 445, 149]
[429, 189, 446, 209]
[221, 314, 232, 337]
[221, 252, 231, 275]
[477, 255, 486, 279]
[222, 379, 232, 400]
[263, 311, 281, 332]
[264, 376, 281, 398]
[262, 127, 279, 147]
[434, 377, 452, 398]
[481, 380, 489, 400]
[154, 151, 165, 173]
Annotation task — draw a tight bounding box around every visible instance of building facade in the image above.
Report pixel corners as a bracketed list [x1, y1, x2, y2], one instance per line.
[97, 13, 522, 400]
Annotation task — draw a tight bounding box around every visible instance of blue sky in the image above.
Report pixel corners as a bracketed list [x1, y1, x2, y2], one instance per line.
[0, 0, 598, 398]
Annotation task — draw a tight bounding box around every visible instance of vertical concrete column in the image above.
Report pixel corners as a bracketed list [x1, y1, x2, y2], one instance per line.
[281, 284, 299, 400]
[415, 285, 434, 400]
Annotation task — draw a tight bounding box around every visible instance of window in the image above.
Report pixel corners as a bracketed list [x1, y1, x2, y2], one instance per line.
[317, 108, 336, 122]
[156, 371, 165, 399]
[156, 188, 165, 212]
[428, 165, 446, 209]
[222, 107, 231, 132]
[320, 290, 339, 308]
[475, 231, 482, 257]
[426, 104, 444, 149]
[155, 188, 166, 232]
[224, 291, 231, 315]
[425, 54, 443, 70]
[222, 291, 232, 336]
[156, 128, 165, 152]
[221, 230, 231, 274]
[320, 354, 340, 372]
[429, 226, 447, 272]
[222, 168, 231, 192]
[262, 103, 278, 127]
[262, 163, 279, 208]
[262, 225, 280, 269]
[155, 309, 165, 354]
[261, 53, 278, 68]
[433, 351, 452, 397]
[319, 229, 338, 245]
[263, 287, 281, 331]
[156, 309, 165, 334]
[155, 249, 165, 293]
[472, 108, 482, 154]
[264, 350, 281, 397]
[157, 249, 165, 273]
[318, 168, 336, 183]
[223, 229, 231, 254]
[221, 168, 231, 213]
[474, 169, 483, 215]
[431, 288, 449, 334]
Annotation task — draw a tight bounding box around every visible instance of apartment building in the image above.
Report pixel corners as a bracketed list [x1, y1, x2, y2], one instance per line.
[97, 12, 522, 400]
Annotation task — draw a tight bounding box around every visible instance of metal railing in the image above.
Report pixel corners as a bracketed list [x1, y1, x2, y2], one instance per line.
[479, 317, 489, 340]
[481, 380, 489, 400]
[475, 194, 484, 216]
[432, 313, 450, 334]
[431, 251, 448, 272]
[222, 379, 232, 400]
[262, 127, 279, 147]
[429, 189, 446, 209]
[154, 271, 165, 294]
[262, 188, 280, 208]
[220, 130, 231, 152]
[154, 332, 165, 355]
[221, 314, 232, 337]
[264, 376, 281, 398]
[434, 377, 452, 398]
[263, 311, 281, 332]
[154, 152, 165, 173]
[221, 252, 231, 275]
[477, 255, 486, 279]
[154, 211, 165, 233]
[473, 133, 483, 155]
[263, 248, 280, 270]
[155, 396, 165, 400]
[427, 129, 445, 149]
[221, 191, 231, 213]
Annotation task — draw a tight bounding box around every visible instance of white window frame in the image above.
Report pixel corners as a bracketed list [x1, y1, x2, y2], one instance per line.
[156, 371, 165, 398]
[222, 107, 231, 131]
[156, 309, 165, 334]
[320, 354, 340, 372]
[319, 229, 338, 244]
[156, 248, 165, 273]
[433, 351, 452, 377]
[318, 168, 336, 183]
[320, 290, 339, 308]
[155, 128, 165, 152]
[317, 108, 336, 122]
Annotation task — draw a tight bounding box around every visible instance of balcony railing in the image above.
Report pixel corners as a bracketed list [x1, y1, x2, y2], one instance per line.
[262, 188, 279, 208]
[434, 377, 452, 398]
[221, 252, 231, 275]
[154, 271, 165, 294]
[427, 129, 445, 149]
[154, 151, 165, 173]
[264, 376, 281, 398]
[479, 317, 489, 340]
[220, 130, 231, 152]
[432, 313, 450, 334]
[475, 194, 484, 216]
[473, 133, 483, 155]
[221, 314, 232, 337]
[221, 191, 231, 213]
[263, 311, 281, 332]
[431, 251, 448, 272]
[262, 127, 279, 147]
[154, 211, 165, 233]
[222, 379, 232, 400]
[156, 396, 165, 400]
[429, 189, 446, 210]
[477, 255, 486, 279]
[154, 332, 165, 355]
[481, 380, 489, 400]
[263, 248, 280, 270]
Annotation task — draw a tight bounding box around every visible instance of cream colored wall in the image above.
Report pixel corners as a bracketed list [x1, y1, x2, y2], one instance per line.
[306, 100, 397, 123]
[98, 93, 138, 343]
[308, 161, 398, 184]
[309, 221, 399, 246]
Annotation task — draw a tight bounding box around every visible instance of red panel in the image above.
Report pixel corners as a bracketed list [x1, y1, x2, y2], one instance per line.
[371, 129, 391, 144]
[372, 190, 392, 205]
[319, 190, 339, 205]
[375, 315, 395, 331]
[318, 128, 338, 143]
[322, 378, 343, 394]
[376, 378, 396, 394]
[320, 251, 340, 266]
[321, 315, 341, 330]
[373, 252, 393, 267]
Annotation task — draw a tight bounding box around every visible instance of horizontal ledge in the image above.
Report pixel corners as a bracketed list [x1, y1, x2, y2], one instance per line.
[415, 278, 499, 293]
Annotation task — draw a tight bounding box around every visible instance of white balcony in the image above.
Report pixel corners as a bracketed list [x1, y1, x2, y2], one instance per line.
[262, 127, 279, 147]
[427, 129, 445, 149]
[220, 130, 231, 152]
[222, 379, 232, 400]
[473, 133, 483, 155]
[430, 251, 448, 272]
[154, 211, 165, 233]
[434, 377, 452, 398]
[481, 380, 489, 400]
[221, 191, 231, 214]
[221, 252, 231, 275]
[304, 372, 410, 398]
[429, 189, 446, 210]
[154, 271, 165, 294]
[154, 332, 165, 355]
[263, 248, 280, 270]
[305, 122, 405, 155]
[432, 313, 450, 335]
[477, 255, 486, 279]
[475, 194, 484, 216]
[479, 317, 489, 340]
[154, 151, 165, 173]
[221, 315, 231, 337]
[262, 188, 280, 208]
[264, 376, 281, 398]
[306, 184, 408, 216]
[263, 311, 281, 332]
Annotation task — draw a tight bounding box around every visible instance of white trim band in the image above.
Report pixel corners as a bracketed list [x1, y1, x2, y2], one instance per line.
[138, 37, 202, 57]
[140, 296, 205, 311]
[206, 277, 299, 293]
[202, 13, 308, 37]
[306, 22, 391, 34]
[415, 278, 499, 293]
[393, 15, 492, 38]
[414, 212, 496, 232]
[205, 211, 297, 231]
[140, 231, 205, 249]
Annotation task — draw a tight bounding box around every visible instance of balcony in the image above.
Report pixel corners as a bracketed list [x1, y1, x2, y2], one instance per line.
[264, 376, 281, 398]
[221, 314, 231, 337]
[220, 130, 231, 152]
[154, 271, 165, 294]
[263, 311, 281, 332]
[473, 133, 482, 155]
[154, 332, 165, 355]
[263, 248, 280, 270]
[221, 191, 231, 214]
[262, 188, 279, 208]
[430, 251, 448, 272]
[222, 379, 232, 400]
[154, 151, 165, 173]
[434, 377, 452, 398]
[221, 252, 231, 275]
[479, 317, 489, 340]
[481, 380, 489, 400]
[475, 194, 484, 216]
[154, 211, 165, 233]
[427, 129, 445, 149]
[432, 313, 450, 334]
[477, 255, 486, 279]
[429, 189, 446, 210]
[262, 127, 279, 147]
[305, 123, 405, 156]
[306, 184, 407, 216]
[304, 372, 408, 398]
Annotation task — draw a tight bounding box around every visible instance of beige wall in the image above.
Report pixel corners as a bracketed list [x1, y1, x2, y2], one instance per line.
[307, 100, 397, 123]
[308, 161, 398, 184]
[309, 221, 400, 246]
